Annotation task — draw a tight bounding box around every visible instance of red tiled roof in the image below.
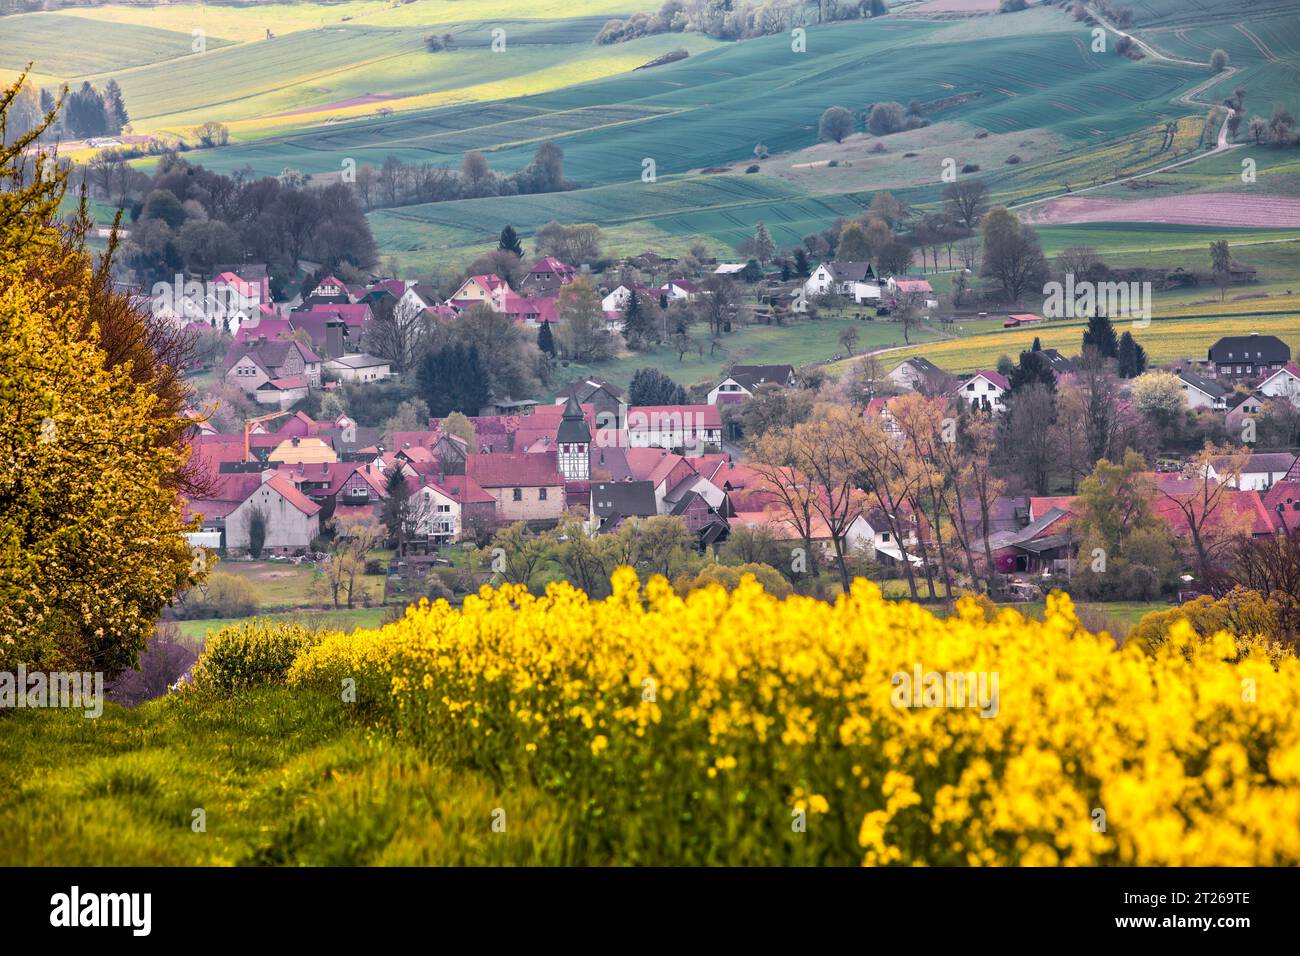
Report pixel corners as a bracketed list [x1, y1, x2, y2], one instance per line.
[303, 302, 371, 326]
[465, 451, 563, 487]
[1263, 480, 1300, 531]
[412, 473, 495, 505]
[262, 375, 308, 390]
[626, 404, 722, 430]
[262, 473, 322, 516]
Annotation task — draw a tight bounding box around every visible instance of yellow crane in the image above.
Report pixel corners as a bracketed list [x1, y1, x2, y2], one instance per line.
[243, 409, 294, 463]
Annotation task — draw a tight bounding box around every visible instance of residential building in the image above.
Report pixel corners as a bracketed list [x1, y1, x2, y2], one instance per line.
[225, 473, 322, 555]
[707, 364, 797, 405]
[1177, 369, 1229, 410]
[626, 404, 723, 456]
[950, 371, 1009, 412]
[325, 353, 391, 383]
[1206, 333, 1290, 382]
[465, 452, 565, 522]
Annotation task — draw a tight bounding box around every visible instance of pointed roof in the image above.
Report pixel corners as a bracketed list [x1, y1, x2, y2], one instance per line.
[557, 394, 591, 444]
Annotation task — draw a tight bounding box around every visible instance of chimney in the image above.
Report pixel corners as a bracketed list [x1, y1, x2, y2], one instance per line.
[291, 436, 300, 446]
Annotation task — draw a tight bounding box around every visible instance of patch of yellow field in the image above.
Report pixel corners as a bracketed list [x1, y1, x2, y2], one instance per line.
[52, 0, 638, 43]
[150, 47, 692, 140]
[0, 67, 65, 88]
[835, 312, 1300, 377]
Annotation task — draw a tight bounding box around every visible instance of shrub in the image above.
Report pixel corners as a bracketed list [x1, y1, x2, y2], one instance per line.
[290, 569, 1300, 865]
[106, 625, 199, 706]
[867, 101, 906, 136]
[961, 163, 980, 173]
[1005, 154, 1021, 164]
[745, 164, 760, 173]
[1129, 588, 1289, 661]
[672, 563, 793, 598]
[191, 619, 322, 694]
[173, 571, 259, 619]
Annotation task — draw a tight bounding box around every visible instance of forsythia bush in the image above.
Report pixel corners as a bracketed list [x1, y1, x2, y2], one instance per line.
[289, 569, 1300, 865]
[191, 620, 321, 694]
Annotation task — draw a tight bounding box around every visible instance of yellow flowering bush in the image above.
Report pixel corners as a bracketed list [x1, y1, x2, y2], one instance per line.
[191, 619, 322, 694]
[289, 569, 1300, 865]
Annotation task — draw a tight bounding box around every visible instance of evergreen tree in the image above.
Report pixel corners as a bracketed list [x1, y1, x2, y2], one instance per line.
[103, 79, 128, 131]
[417, 343, 491, 417]
[794, 248, 810, 277]
[1117, 331, 1148, 379]
[1082, 313, 1118, 359]
[498, 224, 524, 257]
[537, 318, 556, 357]
[752, 222, 775, 263]
[1031, 336, 1042, 352]
[1009, 349, 1056, 392]
[621, 289, 651, 349]
[629, 367, 687, 406]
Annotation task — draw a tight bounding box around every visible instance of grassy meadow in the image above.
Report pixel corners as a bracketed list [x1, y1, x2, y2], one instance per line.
[0, 688, 571, 865]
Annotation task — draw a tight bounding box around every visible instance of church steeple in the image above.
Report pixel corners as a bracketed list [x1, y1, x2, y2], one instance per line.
[556, 395, 591, 480]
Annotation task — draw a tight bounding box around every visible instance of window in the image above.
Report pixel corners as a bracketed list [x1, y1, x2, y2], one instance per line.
[512, 488, 522, 501]
[881, 532, 890, 542]
[966, 383, 975, 391]
[539, 488, 548, 501]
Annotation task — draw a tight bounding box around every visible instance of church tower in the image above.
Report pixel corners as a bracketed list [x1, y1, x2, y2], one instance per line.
[556, 395, 591, 480]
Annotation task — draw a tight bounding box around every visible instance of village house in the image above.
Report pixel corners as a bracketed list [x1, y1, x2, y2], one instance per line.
[224, 338, 322, 398]
[1177, 369, 1229, 410]
[290, 313, 353, 360]
[300, 274, 355, 307]
[1209, 452, 1298, 492]
[503, 293, 559, 328]
[267, 435, 337, 466]
[465, 452, 566, 523]
[224, 473, 322, 555]
[804, 261, 876, 301]
[626, 404, 723, 456]
[1206, 333, 1291, 382]
[707, 364, 797, 405]
[405, 472, 496, 546]
[1039, 349, 1076, 379]
[659, 278, 701, 302]
[1226, 392, 1266, 432]
[450, 274, 511, 311]
[887, 276, 935, 308]
[325, 353, 391, 383]
[555, 377, 625, 424]
[520, 257, 578, 296]
[950, 370, 1009, 412]
[1258, 362, 1300, 402]
[887, 357, 954, 395]
[588, 480, 659, 533]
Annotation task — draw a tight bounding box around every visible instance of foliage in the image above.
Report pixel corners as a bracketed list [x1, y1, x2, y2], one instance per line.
[417, 342, 492, 416]
[1073, 451, 1181, 600]
[291, 570, 1300, 865]
[1129, 588, 1289, 660]
[190, 619, 321, 695]
[174, 572, 260, 620]
[0, 77, 200, 678]
[629, 367, 687, 406]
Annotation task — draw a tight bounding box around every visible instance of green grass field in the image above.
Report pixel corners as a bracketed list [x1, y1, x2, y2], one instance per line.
[0, 688, 570, 865]
[0, 12, 233, 78]
[560, 314, 948, 393]
[173, 607, 389, 648]
[10, 0, 1297, 276]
